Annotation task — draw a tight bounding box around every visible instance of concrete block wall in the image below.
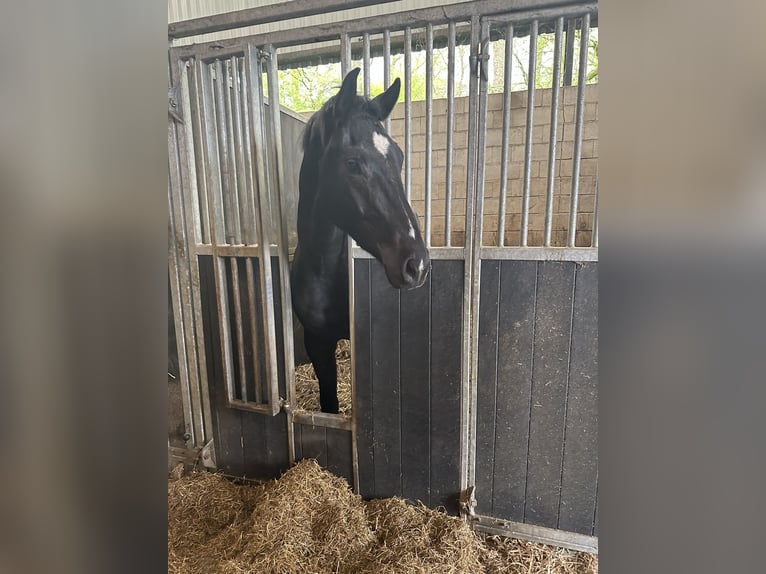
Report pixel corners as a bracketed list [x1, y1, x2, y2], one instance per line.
[388, 84, 598, 247]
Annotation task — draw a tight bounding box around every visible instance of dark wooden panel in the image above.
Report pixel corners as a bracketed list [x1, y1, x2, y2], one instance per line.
[428, 260, 463, 513]
[558, 263, 598, 534]
[199, 255, 244, 476]
[293, 423, 303, 460]
[491, 260, 538, 521]
[242, 411, 290, 481]
[326, 428, 354, 485]
[474, 261, 501, 515]
[353, 259, 376, 498]
[400, 268, 432, 505]
[370, 260, 402, 499]
[524, 262, 575, 528]
[298, 424, 328, 467]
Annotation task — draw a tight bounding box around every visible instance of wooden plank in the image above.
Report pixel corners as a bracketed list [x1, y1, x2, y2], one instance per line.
[326, 428, 354, 485]
[298, 424, 328, 467]
[491, 260, 538, 521]
[558, 263, 598, 534]
[353, 259, 376, 498]
[400, 267, 432, 505]
[200, 255, 244, 475]
[429, 260, 463, 513]
[370, 260, 402, 499]
[474, 261, 501, 515]
[524, 261, 575, 528]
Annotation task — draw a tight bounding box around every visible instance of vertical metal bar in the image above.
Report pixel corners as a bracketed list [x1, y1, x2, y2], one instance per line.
[198, 61, 226, 246]
[223, 59, 243, 245]
[178, 63, 203, 246]
[544, 18, 564, 247]
[460, 13, 481, 499]
[176, 58, 215, 447]
[213, 59, 238, 244]
[341, 33, 351, 77]
[231, 56, 253, 246]
[342, 28, 361, 494]
[425, 23, 433, 246]
[592, 176, 599, 248]
[563, 18, 575, 87]
[238, 57, 259, 246]
[229, 258, 248, 402]
[445, 21, 455, 247]
[246, 43, 280, 414]
[404, 26, 412, 202]
[520, 20, 538, 247]
[186, 60, 211, 245]
[363, 32, 371, 99]
[383, 29, 391, 133]
[497, 23, 513, 246]
[198, 59, 236, 406]
[265, 45, 296, 461]
[245, 257, 263, 402]
[568, 12, 590, 247]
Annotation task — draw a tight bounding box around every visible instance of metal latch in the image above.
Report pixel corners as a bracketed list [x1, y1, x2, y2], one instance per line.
[470, 38, 490, 81]
[459, 485, 477, 518]
[168, 85, 184, 124]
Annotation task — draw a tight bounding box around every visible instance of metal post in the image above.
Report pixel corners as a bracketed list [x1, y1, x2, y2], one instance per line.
[425, 23, 433, 246]
[245, 258, 263, 402]
[213, 60, 239, 245]
[238, 56, 259, 246]
[231, 56, 254, 246]
[544, 17, 564, 247]
[404, 26, 412, 203]
[363, 33, 371, 99]
[341, 33, 351, 77]
[568, 12, 590, 247]
[520, 20, 538, 247]
[383, 29, 391, 133]
[498, 23, 513, 246]
[563, 18, 575, 86]
[229, 258, 248, 401]
[445, 21, 456, 247]
[265, 44, 297, 461]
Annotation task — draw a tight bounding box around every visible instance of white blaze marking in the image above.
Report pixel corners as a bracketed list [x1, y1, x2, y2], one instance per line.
[372, 132, 390, 157]
[408, 220, 416, 239]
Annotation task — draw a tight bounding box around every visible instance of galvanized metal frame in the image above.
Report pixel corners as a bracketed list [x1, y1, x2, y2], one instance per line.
[168, 0, 599, 547]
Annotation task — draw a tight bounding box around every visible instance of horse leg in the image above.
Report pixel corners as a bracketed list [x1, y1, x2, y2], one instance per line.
[304, 330, 339, 414]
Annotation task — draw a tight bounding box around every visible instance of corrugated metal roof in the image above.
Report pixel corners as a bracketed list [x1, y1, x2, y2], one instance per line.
[168, 0, 469, 45]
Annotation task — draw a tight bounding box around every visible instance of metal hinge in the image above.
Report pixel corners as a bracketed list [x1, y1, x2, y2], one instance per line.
[470, 37, 490, 81]
[459, 485, 477, 519]
[168, 85, 184, 124]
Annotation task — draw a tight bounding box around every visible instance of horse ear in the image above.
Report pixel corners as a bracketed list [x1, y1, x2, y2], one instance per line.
[368, 78, 401, 121]
[335, 68, 361, 112]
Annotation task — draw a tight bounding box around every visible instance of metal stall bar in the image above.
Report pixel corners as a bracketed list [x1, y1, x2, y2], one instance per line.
[265, 44, 297, 460]
[229, 258, 249, 401]
[238, 57, 259, 247]
[177, 63, 204, 247]
[223, 59, 244, 246]
[544, 18, 564, 247]
[239, 43, 280, 414]
[197, 59, 237, 409]
[232, 56, 256, 246]
[341, 31, 362, 492]
[567, 12, 590, 247]
[177, 59, 216, 448]
[459, 13, 482, 504]
[592, 176, 598, 248]
[425, 23, 433, 246]
[520, 20, 538, 247]
[404, 26, 412, 202]
[363, 33, 371, 99]
[213, 60, 240, 245]
[497, 23, 513, 247]
[563, 18, 575, 86]
[383, 29, 391, 132]
[445, 21, 456, 247]
[245, 258, 264, 402]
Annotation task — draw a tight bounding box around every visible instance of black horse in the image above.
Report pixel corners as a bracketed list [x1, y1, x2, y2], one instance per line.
[291, 68, 430, 413]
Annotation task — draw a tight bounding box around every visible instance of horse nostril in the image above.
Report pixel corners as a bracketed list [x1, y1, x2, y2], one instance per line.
[403, 257, 419, 283]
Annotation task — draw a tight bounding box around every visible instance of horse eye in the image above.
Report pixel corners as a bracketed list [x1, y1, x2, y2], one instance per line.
[346, 159, 361, 173]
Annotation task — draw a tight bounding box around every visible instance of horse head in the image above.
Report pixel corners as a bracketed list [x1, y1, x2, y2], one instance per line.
[304, 68, 430, 289]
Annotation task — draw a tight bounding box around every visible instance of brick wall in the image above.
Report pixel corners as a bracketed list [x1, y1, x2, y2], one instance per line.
[387, 84, 598, 247]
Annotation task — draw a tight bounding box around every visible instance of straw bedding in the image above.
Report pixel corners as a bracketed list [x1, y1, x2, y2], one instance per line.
[294, 339, 352, 416]
[168, 460, 597, 574]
